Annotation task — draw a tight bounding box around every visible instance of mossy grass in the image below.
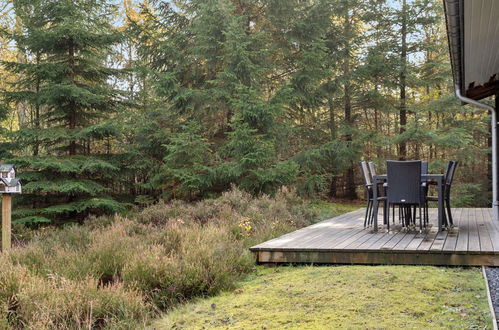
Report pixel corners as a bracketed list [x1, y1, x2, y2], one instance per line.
[155, 265, 492, 329]
[306, 200, 359, 224]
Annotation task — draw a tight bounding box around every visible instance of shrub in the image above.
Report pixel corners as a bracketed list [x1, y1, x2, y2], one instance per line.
[0, 187, 344, 328]
[0, 256, 150, 329]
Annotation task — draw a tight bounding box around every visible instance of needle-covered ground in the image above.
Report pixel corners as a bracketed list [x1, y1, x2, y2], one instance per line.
[155, 265, 492, 329]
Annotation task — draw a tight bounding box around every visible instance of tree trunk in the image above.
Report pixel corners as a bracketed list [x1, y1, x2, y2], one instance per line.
[344, 81, 356, 199]
[328, 97, 338, 198]
[68, 40, 77, 156]
[374, 85, 382, 159]
[15, 51, 28, 128]
[33, 53, 41, 156]
[342, 10, 356, 200]
[398, 0, 408, 160]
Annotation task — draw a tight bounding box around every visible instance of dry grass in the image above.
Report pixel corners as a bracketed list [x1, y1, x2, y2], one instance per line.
[155, 266, 492, 329]
[0, 188, 354, 329]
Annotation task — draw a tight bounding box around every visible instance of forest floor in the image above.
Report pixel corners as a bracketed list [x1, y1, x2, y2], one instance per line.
[154, 265, 492, 329]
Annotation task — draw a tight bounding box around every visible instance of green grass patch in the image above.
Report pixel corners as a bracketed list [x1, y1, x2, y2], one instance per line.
[306, 200, 359, 223]
[155, 266, 492, 329]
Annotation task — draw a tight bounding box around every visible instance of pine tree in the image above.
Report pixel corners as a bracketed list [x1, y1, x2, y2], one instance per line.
[133, 0, 301, 197]
[215, 2, 299, 194]
[388, 0, 439, 160]
[113, 0, 490, 204]
[358, 0, 399, 163]
[162, 122, 213, 199]
[1, 0, 126, 224]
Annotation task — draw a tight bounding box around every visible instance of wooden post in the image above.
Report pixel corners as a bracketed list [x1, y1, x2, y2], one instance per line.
[2, 194, 11, 252]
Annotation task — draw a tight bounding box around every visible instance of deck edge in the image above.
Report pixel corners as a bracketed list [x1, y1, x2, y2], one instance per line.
[254, 250, 499, 266]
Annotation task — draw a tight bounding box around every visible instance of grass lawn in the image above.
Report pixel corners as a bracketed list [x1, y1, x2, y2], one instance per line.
[306, 200, 360, 224]
[154, 265, 492, 329]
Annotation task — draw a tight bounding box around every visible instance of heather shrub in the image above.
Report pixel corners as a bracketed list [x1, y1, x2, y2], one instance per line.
[137, 199, 187, 226]
[122, 222, 254, 310]
[0, 256, 149, 329]
[0, 187, 350, 328]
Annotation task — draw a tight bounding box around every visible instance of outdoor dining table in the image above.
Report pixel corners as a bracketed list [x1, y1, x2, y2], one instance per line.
[372, 173, 445, 233]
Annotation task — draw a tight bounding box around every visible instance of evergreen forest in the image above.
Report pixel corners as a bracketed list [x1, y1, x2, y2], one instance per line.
[0, 0, 491, 225]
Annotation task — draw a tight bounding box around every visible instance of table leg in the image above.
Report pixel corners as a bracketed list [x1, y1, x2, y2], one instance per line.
[438, 176, 443, 232]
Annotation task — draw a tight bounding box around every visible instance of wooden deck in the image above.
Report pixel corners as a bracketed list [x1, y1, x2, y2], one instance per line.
[250, 208, 499, 266]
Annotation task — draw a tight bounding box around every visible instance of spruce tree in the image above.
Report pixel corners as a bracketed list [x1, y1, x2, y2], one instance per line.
[134, 0, 300, 197]
[1, 0, 125, 224]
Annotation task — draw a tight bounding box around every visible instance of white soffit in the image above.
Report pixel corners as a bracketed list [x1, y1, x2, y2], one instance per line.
[464, 0, 499, 89]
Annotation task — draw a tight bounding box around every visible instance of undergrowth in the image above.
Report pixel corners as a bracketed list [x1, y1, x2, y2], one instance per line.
[0, 188, 355, 329]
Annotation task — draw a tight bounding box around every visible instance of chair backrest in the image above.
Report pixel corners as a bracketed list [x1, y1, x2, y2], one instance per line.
[445, 161, 458, 186]
[359, 161, 372, 186]
[444, 161, 453, 181]
[368, 161, 376, 178]
[387, 160, 422, 204]
[421, 161, 428, 182]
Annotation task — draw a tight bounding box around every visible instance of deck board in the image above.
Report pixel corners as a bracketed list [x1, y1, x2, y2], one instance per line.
[381, 229, 408, 250]
[442, 207, 462, 251]
[404, 232, 426, 250]
[290, 213, 361, 249]
[484, 208, 499, 252]
[477, 208, 493, 252]
[357, 231, 388, 250]
[259, 211, 358, 249]
[393, 231, 417, 250]
[455, 208, 470, 252]
[344, 230, 376, 249]
[468, 207, 481, 252]
[251, 208, 499, 266]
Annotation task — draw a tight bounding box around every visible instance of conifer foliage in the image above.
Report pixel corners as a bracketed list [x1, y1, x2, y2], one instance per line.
[1, 0, 125, 224]
[0, 0, 492, 223]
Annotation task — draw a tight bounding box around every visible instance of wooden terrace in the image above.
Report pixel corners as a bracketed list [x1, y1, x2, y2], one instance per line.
[250, 208, 499, 266]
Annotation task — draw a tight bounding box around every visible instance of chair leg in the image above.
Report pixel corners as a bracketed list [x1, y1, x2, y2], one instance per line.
[442, 202, 448, 227]
[364, 200, 370, 227]
[413, 206, 416, 226]
[392, 205, 395, 224]
[425, 202, 428, 225]
[402, 206, 406, 225]
[445, 198, 453, 226]
[367, 200, 373, 227]
[404, 206, 408, 226]
[426, 202, 429, 225]
[408, 206, 412, 226]
[402, 206, 406, 226]
[409, 206, 413, 226]
[372, 199, 380, 229]
[385, 201, 389, 231]
[419, 206, 422, 231]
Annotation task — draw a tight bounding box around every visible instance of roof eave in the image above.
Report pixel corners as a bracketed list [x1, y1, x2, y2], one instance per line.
[443, 0, 464, 95]
[444, 0, 499, 101]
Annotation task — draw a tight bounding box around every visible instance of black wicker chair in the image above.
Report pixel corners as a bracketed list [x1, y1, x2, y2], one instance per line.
[386, 160, 425, 230]
[360, 161, 387, 227]
[425, 161, 458, 227]
[359, 161, 374, 227]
